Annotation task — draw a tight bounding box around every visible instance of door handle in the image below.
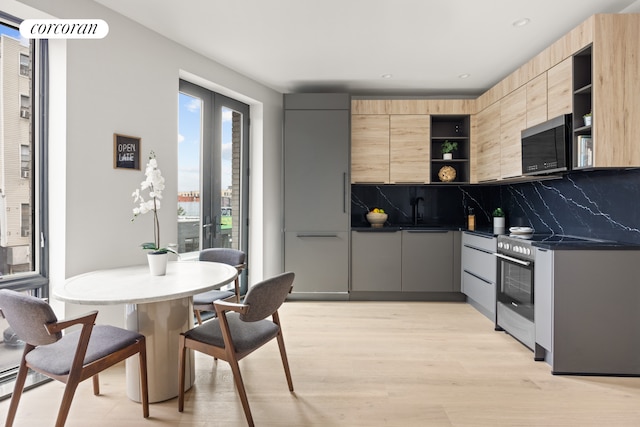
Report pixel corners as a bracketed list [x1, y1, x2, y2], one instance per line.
[495, 253, 531, 267]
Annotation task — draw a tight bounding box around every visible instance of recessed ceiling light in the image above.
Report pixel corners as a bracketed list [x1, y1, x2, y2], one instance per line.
[458, 73, 470, 79]
[381, 74, 393, 79]
[513, 18, 530, 27]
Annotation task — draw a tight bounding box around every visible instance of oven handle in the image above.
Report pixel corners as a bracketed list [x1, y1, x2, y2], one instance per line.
[495, 253, 531, 267]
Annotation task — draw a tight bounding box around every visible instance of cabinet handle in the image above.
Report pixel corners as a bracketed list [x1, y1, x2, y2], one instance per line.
[352, 181, 386, 184]
[296, 234, 339, 238]
[463, 270, 493, 285]
[406, 230, 448, 233]
[353, 229, 398, 233]
[463, 244, 494, 255]
[463, 231, 494, 240]
[343, 172, 347, 213]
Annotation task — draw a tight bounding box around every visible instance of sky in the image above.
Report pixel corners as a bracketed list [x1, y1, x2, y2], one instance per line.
[0, 20, 20, 40]
[178, 92, 234, 193]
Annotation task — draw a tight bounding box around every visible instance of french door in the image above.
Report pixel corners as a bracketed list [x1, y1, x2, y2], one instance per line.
[177, 80, 249, 288]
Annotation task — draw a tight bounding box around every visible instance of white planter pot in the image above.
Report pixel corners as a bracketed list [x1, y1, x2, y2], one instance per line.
[493, 217, 506, 234]
[147, 252, 168, 276]
[443, 153, 453, 160]
[584, 116, 592, 126]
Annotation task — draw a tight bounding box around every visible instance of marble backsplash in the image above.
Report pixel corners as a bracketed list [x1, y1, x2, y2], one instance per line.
[351, 168, 640, 244]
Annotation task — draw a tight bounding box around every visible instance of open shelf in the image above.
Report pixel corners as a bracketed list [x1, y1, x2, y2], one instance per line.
[430, 115, 470, 184]
[572, 45, 593, 169]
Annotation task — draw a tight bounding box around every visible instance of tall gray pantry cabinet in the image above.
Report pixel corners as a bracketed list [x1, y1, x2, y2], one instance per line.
[283, 94, 350, 299]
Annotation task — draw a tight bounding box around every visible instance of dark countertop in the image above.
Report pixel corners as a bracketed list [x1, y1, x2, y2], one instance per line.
[351, 225, 506, 237]
[351, 224, 462, 232]
[531, 240, 640, 250]
[351, 225, 640, 250]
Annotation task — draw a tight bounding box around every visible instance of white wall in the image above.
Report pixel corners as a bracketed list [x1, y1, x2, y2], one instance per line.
[11, 0, 284, 325]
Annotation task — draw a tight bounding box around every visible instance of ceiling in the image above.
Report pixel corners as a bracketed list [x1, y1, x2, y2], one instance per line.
[95, 0, 640, 96]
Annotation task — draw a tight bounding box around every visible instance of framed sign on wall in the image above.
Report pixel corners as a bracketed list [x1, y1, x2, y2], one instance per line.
[113, 133, 141, 170]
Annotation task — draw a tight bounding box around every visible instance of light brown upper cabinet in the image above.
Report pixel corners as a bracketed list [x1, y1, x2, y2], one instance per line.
[389, 115, 430, 184]
[351, 114, 390, 183]
[547, 57, 573, 119]
[526, 73, 548, 128]
[500, 86, 527, 179]
[587, 14, 640, 168]
[475, 102, 501, 182]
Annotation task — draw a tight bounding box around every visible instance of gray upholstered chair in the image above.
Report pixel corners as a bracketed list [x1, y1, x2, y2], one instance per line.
[0, 289, 149, 427]
[193, 248, 246, 324]
[178, 271, 295, 427]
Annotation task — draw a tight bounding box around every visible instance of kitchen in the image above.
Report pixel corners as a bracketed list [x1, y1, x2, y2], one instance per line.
[284, 12, 640, 377]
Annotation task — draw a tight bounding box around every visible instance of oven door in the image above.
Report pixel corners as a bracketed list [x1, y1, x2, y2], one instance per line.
[496, 253, 534, 321]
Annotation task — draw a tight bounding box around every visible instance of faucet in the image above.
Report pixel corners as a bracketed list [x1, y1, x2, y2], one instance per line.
[412, 197, 424, 225]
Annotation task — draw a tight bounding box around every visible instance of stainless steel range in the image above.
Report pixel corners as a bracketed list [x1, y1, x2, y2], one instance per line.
[495, 233, 594, 353]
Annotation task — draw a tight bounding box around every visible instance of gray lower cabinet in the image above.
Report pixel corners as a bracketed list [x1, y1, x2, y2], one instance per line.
[461, 232, 497, 321]
[402, 230, 455, 292]
[533, 248, 553, 353]
[283, 94, 350, 298]
[284, 232, 349, 294]
[351, 231, 402, 292]
[351, 230, 458, 294]
[534, 247, 640, 375]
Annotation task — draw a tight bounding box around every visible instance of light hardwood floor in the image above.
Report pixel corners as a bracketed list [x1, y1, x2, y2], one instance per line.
[3, 301, 640, 426]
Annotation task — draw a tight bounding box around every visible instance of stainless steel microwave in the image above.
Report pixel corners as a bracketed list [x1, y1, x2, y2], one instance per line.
[521, 114, 572, 175]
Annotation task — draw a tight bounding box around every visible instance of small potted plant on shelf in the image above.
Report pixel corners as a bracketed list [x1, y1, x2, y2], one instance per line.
[441, 140, 458, 160]
[493, 207, 506, 234]
[583, 110, 592, 127]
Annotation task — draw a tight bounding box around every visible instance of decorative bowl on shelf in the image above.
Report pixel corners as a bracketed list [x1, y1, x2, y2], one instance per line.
[438, 165, 456, 182]
[366, 212, 388, 228]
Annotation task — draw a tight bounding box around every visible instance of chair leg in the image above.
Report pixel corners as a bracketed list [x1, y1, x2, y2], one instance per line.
[234, 277, 241, 303]
[276, 330, 294, 391]
[195, 310, 203, 325]
[228, 355, 254, 427]
[138, 340, 150, 418]
[5, 352, 31, 427]
[178, 335, 187, 412]
[92, 374, 100, 395]
[55, 380, 80, 427]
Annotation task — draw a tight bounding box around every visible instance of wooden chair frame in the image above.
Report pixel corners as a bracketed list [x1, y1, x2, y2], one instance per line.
[193, 262, 246, 325]
[179, 286, 293, 427]
[0, 309, 149, 427]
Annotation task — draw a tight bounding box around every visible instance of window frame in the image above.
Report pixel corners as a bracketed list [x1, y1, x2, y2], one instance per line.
[0, 11, 49, 296]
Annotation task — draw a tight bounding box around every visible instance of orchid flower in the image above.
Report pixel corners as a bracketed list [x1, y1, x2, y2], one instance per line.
[131, 151, 176, 255]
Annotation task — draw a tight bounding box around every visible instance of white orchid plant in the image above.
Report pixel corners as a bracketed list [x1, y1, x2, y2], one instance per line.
[131, 151, 176, 255]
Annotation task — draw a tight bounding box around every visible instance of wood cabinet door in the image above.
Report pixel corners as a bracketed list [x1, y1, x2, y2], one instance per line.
[389, 115, 430, 183]
[475, 102, 501, 182]
[526, 73, 548, 128]
[547, 57, 573, 119]
[500, 86, 527, 179]
[351, 115, 390, 183]
[593, 14, 640, 167]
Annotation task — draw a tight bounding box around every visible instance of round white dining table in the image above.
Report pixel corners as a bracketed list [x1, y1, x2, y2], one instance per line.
[53, 260, 238, 403]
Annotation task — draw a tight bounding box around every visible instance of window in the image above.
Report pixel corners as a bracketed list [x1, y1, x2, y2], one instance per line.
[20, 144, 29, 177]
[20, 94, 30, 119]
[0, 13, 49, 398]
[21, 203, 30, 238]
[19, 52, 29, 76]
